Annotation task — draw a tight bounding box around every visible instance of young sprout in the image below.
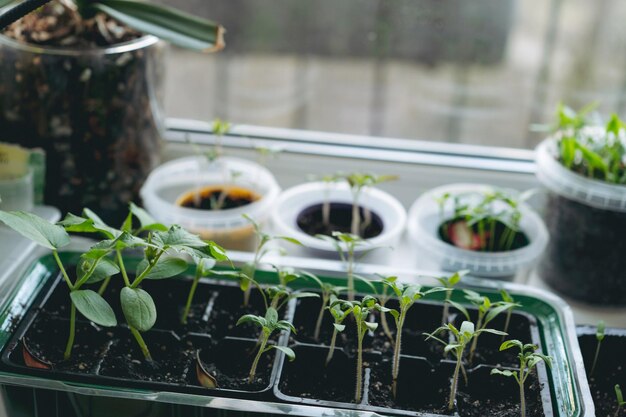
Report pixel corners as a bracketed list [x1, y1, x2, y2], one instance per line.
[491, 340, 552, 417]
[590, 320, 606, 376]
[436, 270, 466, 326]
[426, 321, 506, 412]
[315, 173, 342, 228]
[499, 289, 522, 340]
[375, 277, 395, 343]
[450, 290, 517, 365]
[181, 258, 216, 324]
[317, 231, 369, 301]
[0, 210, 118, 360]
[302, 272, 346, 341]
[615, 384, 626, 417]
[237, 307, 296, 383]
[241, 215, 301, 306]
[381, 276, 443, 397]
[325, 294, 353, 366]
[336, 172, 398, 236]
[332, 295, 385, 403]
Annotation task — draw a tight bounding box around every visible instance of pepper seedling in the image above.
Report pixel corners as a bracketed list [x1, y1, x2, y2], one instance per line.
[450, 290, 517, 365]
[335, 172, 398, 236]
[425, 321, 506, 412]
[436, 270, 466, 326]
[615, 384, 626, 417]
[241, 214, 301, 306]
[590, 320, 606, 376]
[301, 272, 346, 341]
[0, 210, 118, 360]
[237, 307, 296, 383]
[325, 294, 353, 365]
[332, 295, 386, 403]
[381, 276, 444, 397]
[490, 340, 552, 417]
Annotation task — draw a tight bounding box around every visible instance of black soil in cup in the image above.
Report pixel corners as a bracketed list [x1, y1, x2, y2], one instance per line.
[578, 326, 626, 417]
[178, 186, 260, 210]
[439, 218, 529, 252]
[296, 202, 384, 238]
[457, 366, 545, 417]
[541, 194, 626, 305]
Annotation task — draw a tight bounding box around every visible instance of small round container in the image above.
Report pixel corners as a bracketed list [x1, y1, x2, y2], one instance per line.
[140, 156, 280, 251]
[271, 182, 406, 263]
[407, 183, 549, 281]
[0, 170, 34, 212]
[536, 137, 626, 305]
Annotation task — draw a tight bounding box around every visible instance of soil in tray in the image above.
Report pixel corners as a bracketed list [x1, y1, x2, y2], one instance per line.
[540, 194, 626, 305]
[177, 186, 260, 210]
[296, 202, 384, 239]
[439, 218, 529, 252]
[278, 344, 356, 404]
[457, 366, 545, 417]
[579, 333, 626, 417]
[189, 337, 274, 392]
[367, 356, 451, 414]
[98, 330, 193, 384]
[11, 314, 111, 374]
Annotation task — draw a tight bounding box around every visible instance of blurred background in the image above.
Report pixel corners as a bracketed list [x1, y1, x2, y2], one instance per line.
[158, 0, 626, 149]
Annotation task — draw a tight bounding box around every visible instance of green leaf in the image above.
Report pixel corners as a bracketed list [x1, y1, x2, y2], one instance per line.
[616, 384, 625, 405]
[491, 369, 515, 377]
[0, 211, 70, 250]
[92, 0, 225, 52]
[236, 314, 265, 328]
[129, 203, 168, 232]
[70, 290, 117, 327]
[485, 303, 515, 326]
[276, 236, 302, 246]
[153, 225, 207, 250]
[272, 345, 296, 361]
[120, 287, 157, 332]
[137, 257, 188, 280]
[448, 300, 470, 321]
[459, 321, 475, 336]
[77, 256, 120, 284]
[58, 213, 100, 234]
[83, 208, 121, 238]
[596, 321, 606, 342]
[499, 339, 522, 352]
[365, 321, 378, 332]
[333, 323, 346, 332]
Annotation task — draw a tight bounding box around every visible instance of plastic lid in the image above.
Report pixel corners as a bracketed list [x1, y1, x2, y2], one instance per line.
[536, 138, 626, 212]
[407, 183, 549, 278]
[271, 181, 406, 253]
[140, 156, 281, 231]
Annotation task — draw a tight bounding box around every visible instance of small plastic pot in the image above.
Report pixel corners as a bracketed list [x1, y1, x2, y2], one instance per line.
[407, 183, 549, 281]
[536, 138, 626, 305]
[140, 156, 280, 251]
[271, 182, 406, 263]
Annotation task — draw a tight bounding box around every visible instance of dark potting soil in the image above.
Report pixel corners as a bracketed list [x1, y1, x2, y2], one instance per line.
[296, 202, 384, 238]
[578, 332, 626, 417]
[540, 193, 626, 305]
[178, 186, 260, 211]
[457, 367, 544, 417]
[439, 218, 529, 252]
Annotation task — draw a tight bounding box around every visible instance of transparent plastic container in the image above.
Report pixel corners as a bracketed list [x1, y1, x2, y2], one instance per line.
[536, 138, 626, 304]
[0, 169, 33, 211]
[407, 183, 549, 280]
[271, 182, 406, 263]
[140, 156, 280, 251]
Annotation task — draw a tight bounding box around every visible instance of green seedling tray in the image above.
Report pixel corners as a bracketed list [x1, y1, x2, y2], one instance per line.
[0, 252, 593, 417]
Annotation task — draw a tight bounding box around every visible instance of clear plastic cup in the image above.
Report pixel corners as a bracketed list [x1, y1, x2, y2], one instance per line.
[0, 169, 34, 212]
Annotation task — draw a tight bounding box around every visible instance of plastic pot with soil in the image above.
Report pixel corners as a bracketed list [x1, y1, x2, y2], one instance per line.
[271, 180, 406, 263]
[536, 130, 626, 305]
[140, 156, 281, 250]
[408, 184, 549, 281]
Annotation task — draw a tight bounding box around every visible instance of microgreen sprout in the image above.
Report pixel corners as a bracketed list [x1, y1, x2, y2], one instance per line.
[325, 294, 353, 366]
[426, 321, 506, 411]
[615, 384, 626, 417]
[450, 290, 517, 365]
[590, 320, 606, 376]
[241, 215, 301, 306]
[331, 295, 385, 403]
[381, 276, 443, 397]
[436, 270, 466, 326]
[236, 307, 296, 383]
[302, 272, 346, 341]
[436, 189, 526, 252]
[490, 340, 552, 417]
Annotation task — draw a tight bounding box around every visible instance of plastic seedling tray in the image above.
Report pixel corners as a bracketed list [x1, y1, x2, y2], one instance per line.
[0, 252, 593, 417]
[577, 325, 626, 417]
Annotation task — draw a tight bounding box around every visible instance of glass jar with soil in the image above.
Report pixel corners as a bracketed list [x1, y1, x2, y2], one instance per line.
[536, 139, 626, 305]
[0, 5, 165, 226]
[272, 181, 406, 262]
[407, 184, 548, 281]
[140, 156, 281, 251]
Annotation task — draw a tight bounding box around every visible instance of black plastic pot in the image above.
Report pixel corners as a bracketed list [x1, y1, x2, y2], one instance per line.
[577, 325, 626, 417]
